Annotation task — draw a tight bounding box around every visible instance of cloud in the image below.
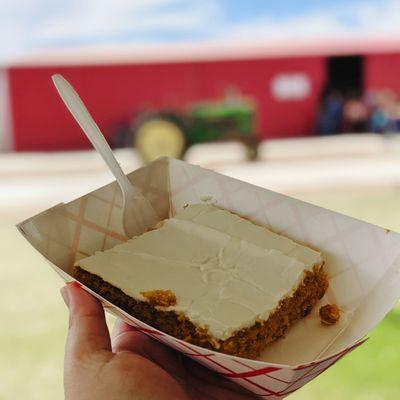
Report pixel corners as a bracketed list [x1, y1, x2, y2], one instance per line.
[220, 0, 400, 40]
[350, 0, 400, 34]
[1, 0, 400, 62]
[0, 0, 220, 61]
[220, 13, 348, 40]
[36, 0, 220, 40]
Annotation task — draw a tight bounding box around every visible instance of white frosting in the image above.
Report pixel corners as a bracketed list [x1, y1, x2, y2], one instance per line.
[76, 204, 322, 341]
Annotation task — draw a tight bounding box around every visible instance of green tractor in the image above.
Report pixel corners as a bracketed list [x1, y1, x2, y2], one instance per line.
[121, 92, 258, 163]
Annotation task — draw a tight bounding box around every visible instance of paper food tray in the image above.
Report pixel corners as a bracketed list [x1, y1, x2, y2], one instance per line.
[17, 157, 400, 399]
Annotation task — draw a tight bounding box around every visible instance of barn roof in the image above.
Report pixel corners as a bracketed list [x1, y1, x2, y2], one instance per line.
[7, 37, 400, 67]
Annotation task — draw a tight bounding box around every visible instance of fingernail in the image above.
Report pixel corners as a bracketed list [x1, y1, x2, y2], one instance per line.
[60, 286, 70, 307]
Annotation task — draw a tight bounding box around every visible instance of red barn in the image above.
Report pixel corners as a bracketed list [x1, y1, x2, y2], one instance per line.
[1, 38, 400, 151]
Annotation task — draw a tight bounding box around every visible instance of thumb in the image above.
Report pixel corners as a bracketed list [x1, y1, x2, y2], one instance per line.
[61, 282, 111, 359]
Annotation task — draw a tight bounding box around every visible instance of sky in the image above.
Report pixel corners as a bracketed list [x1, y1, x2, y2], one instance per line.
[1, 0, 400, 61]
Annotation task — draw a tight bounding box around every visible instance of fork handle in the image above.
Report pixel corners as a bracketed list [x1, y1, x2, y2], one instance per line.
[52, 74, 137, 197]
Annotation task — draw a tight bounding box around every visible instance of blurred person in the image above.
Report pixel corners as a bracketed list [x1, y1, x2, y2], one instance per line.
[383, 91, 400, 133]
[61, 282, 256, 400]
[316, 88, 343, 135]
[373, 89, 398, 133]
[390, 102, 400, 132]
[370, 106, 389, 133]
[367, 90, 389, 133]
[342, 96, 368, 133]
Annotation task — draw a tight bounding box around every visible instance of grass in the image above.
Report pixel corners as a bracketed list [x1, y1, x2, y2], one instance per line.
[1, 188, 400, 399]
[292, 305, 400, 400]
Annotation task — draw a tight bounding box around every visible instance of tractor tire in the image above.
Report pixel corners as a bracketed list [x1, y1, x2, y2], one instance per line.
[242, 136, 259, 161]
[133, 114, 186, 163]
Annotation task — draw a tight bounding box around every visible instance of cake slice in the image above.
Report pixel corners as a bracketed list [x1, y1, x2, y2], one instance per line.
[75, 203, 328, 359]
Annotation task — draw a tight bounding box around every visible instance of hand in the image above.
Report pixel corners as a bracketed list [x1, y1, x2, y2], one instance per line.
[61, 282, 256, 400]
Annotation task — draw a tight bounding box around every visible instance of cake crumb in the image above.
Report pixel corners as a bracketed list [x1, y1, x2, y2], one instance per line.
[141, 289, 177, 307]
[319, 304, 340, 325]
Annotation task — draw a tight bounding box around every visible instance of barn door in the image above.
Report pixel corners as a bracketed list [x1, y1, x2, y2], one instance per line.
[327, 55, 364, 98]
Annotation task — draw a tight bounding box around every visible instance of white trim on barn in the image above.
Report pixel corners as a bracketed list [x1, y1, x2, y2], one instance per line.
[6, 37, 400, 67]
[0, 69, 13, 151]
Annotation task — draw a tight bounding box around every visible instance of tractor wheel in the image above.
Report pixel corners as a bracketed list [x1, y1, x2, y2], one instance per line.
[246, 145, 258, 161]
[243, 136, 259, 161]
[134, 117, 186, 163]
